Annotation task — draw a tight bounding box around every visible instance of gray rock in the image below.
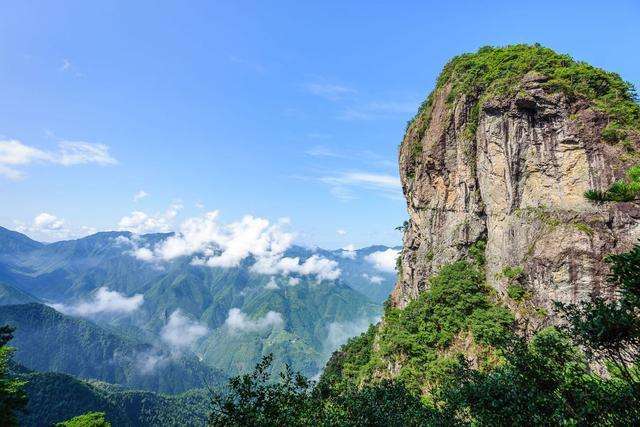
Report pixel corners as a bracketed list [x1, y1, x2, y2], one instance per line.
[394, 74, 640, 321]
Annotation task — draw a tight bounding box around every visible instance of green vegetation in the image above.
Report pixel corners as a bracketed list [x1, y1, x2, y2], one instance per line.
[0, 326, 27, 426]
[585, 164, 640, 203]
[506, 283, 527, 301]
[19, 370, 211, 426]
[209, 354, 441, 427]
[211, 242, 640, 425]
[56, 412, 110, 427]
[0, 303, 224, 394]
[306, 185, 640, 425]
[557, 244, 640, 386]
[322, 258, 515, 395]
[375, 261, 513, 392]
[439, 327, 639, 425]
[500, 265, 523, 280]
[407, 44, 640, 161]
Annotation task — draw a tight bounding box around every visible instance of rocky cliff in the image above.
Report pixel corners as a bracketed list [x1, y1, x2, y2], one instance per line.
[394, 45, 640, 316]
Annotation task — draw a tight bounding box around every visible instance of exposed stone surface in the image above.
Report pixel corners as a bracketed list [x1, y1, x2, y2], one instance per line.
[393, 72, 640, 316]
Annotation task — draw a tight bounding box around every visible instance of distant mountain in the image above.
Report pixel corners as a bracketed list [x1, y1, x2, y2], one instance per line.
[0, 227, 396, 382]
[18, 370, 210, 426]
[197, 276, 378, 376]
[0, 226, 43, 256]
[0, 282, 39, 306]
[0, 231, 168, 300]
[0, 303, 223, 393]
[298, 245, 399, 304]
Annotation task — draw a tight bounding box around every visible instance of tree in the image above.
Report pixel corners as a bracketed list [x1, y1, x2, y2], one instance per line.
[584, 165, 640, 203]
[0, 325, 27, 426]
[557, 244, 640, 387]
[56, 411, 111, 427]
[209, 354, 319, 426]
[438, 327, 639, 425]
[209, 354, 440, 427]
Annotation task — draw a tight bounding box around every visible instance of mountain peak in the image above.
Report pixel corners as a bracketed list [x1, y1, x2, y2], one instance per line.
[395, 44, 640, 310]
[0, 226, 44, 254]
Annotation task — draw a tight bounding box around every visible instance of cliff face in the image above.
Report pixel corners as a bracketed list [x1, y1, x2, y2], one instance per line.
[394, 47, 640, 314]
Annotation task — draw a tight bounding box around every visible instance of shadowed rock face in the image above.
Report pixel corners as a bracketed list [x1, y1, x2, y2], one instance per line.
[394, 71, 640, 313]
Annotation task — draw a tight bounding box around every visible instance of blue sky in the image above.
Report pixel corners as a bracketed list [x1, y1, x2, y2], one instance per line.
[1, 0, 639, 248]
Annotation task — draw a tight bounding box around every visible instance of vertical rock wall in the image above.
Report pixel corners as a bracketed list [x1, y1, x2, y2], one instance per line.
[394, 73, 640, 312]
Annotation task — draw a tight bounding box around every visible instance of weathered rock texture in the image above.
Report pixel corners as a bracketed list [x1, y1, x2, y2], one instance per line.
[394, 72, 640, 315]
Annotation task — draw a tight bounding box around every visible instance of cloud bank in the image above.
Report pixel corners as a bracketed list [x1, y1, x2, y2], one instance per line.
[160, 310, 208, 348]
[118, 202, 183, 234]
[320, 171, 402, 201]
[365, 248, 400, 273]
[324, 316, 379, 353]
[225, 308, 284, 333]
[362, 273, 384, 284]
[0, 139, 117, 180]
[52, 287, 143, 317]
[127, 211, 341, 282]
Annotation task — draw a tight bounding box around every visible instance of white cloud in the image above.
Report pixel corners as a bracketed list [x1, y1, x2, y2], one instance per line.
[78, 225, 97, 237]
[336, 229, 347, 236]
[14, 212, 70, 240]
[56, 141, 117, 166]
[133, 190, 149, 202]
[173, 212, 293, 268]
[135, 349, 169, 374]
[133, 247, 155, 261]
[127, 211, 341, 281]
[59, 59, 84, 77]
[160, 310, 208, 348]
[340, 100, 418, 121]
[264, 277, 279, 290]
[365, 248, 400, 273]
[118, 202, 183, 234]
[252, 254, 341, 281]
[52, 287, 143, 317]
[0, 165, 25, 180]
[0, 139, 51, 165]
[225, 308, 284, 333]
[362, 273, 384, 284]
[305, 83, 355, 101]
[320, 172, 402, 201]
[13, 213, 97, 241]
[306, 146, 344, 158]
[288, 277, 300, 286]
[195, 201, 205, 209]
[0, 139, 117, 180]
[340, 244, 357, 259]
[60, 58, 72, 71]
[34, 212, 65, 231]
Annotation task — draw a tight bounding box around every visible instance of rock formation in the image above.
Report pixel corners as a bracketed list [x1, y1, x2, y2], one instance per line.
[393, 45, 640, 316]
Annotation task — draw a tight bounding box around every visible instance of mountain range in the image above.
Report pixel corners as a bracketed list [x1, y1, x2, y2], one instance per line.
[0, 226, 397, 403]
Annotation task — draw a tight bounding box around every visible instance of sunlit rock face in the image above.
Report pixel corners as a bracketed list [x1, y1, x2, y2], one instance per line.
[394, 71, 640, 314]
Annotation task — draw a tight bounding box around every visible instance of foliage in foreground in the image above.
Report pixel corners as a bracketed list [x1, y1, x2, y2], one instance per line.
[211, 242, 640, 426]
[439, 328, 639, 425]
[209, 354, 441, 427]
[0, 325, 27, 426]
[585, 164, 640, 203]
[56, 411, 111, 427]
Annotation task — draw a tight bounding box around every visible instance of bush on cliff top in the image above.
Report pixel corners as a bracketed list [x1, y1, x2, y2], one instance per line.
[410, 44, 640, 140]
